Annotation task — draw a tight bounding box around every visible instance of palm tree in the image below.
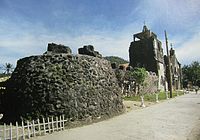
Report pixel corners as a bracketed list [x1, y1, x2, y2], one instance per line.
[2, 63, 14, 74]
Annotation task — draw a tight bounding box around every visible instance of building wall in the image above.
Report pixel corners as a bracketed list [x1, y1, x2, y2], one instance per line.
[129, 26, 165, 91]
[153, 38, 165, 90]
[164, 48, 182, 90]
[170, 49, 182, 90]
[157, 62, 165, 90]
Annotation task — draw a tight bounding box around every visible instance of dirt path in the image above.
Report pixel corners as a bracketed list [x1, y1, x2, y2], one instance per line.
[34, 93, 200, 140]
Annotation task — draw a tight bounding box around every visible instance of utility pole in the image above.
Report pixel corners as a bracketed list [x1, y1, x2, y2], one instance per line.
[165, 30, 173, 98]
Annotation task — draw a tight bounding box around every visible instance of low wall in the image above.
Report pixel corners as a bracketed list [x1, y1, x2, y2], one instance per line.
[2, 53, 124, 123]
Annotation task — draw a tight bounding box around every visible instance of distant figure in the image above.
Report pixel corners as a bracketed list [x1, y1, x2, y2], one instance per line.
[195, 87, 199, 94]
[0, 114, 3, 120]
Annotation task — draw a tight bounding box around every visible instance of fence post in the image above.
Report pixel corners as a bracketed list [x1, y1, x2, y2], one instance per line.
[32, 120, 36, 137]
[47, 117, 50, 133]
[62, 115, 65, 130]
[56, 116, 58, 131]
[51, 117, 54, 132]
[16, 122, 19, 140]
[4, 123, 6, 140]
[9, 123, 12, 140]
[22, 121, 25, 140]
[59, 116, 62, 130]
[37, 119, 41, 136]
[43, 118, 46, 135]
[27, 121, 31, 139]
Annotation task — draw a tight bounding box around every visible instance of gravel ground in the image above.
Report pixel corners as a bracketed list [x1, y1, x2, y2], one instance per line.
[31, 92, 200, 140]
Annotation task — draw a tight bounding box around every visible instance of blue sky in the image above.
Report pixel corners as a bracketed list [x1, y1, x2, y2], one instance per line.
[0, 0, 200, 69]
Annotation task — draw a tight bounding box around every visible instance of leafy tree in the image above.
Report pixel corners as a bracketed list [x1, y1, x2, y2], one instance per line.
[126, 68, 159, 107]
[5, 63, 13, 74]
[104, 56, 128, 65]
[182, 61, 200, 88]
[129, 67, 148, 107]
[130, 67, 147, 86]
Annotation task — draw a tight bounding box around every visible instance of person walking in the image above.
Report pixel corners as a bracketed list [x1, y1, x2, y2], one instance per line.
[195, 86, 199, 94]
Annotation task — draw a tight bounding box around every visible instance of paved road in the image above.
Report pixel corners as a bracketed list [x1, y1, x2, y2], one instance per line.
[34, 93, 200, 140]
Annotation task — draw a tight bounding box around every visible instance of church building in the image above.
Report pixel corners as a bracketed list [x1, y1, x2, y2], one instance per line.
[129, 25, 166, 91]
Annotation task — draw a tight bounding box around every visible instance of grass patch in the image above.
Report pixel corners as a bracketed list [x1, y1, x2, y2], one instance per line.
[123, 90, 184, 102]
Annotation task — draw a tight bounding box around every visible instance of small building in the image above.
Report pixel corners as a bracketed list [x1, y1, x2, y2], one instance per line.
[129, 25, 165, 90]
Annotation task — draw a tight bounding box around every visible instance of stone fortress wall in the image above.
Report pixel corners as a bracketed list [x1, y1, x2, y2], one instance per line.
[1, 43, 124, 123]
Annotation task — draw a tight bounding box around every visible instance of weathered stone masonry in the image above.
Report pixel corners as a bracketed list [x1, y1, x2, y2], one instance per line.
[2, 43, 124, 123]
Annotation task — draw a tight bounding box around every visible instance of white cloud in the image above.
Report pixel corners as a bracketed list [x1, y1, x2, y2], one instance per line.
[176, 32, 200, 65]
[1, 0, 200, 67]
[130, 0, 200, 39]
[0, 18, 143, 66]
[0, 30, 132, 65]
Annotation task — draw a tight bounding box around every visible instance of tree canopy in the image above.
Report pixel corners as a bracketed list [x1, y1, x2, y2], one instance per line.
[104, 56, 128, 65]
[129, 67, 147, 85]
[0, 63, 14, 76]
[182, 61, 200, 87]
